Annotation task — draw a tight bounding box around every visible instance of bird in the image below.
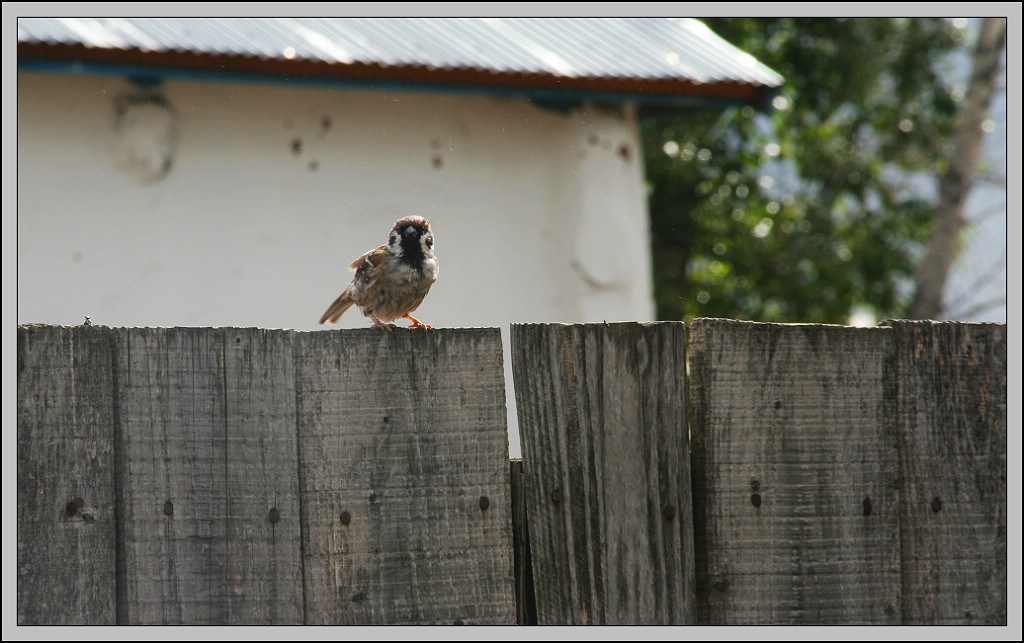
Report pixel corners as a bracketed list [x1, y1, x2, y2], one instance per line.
[318, 216, 439, 330]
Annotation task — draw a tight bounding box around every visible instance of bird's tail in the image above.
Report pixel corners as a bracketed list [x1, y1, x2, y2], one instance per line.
[319, 293, 355, 325]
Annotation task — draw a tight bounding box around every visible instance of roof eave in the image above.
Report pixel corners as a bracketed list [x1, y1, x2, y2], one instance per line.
[18, 40, 778, 114]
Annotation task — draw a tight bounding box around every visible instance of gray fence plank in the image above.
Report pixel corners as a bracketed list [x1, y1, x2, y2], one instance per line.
[17, 325, 117, 625]
[688, 319, 900, 625]
[114, 327, 303, 624]
[294, 328, 515, 625]
[511, 322, 694, 625]
[222, 328, 304, 624]
[510, 459, 537, 625]
[115, 327, 230, 624]
[884, 321, 1007, 625]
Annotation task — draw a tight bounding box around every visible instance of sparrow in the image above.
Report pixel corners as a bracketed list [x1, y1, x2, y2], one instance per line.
[319, 216, 439, 330]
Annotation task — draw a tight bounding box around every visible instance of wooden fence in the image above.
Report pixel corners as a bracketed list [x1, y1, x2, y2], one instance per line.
[16, 320, 1006, 625]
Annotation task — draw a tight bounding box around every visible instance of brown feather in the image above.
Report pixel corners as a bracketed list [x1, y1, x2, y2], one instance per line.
[349, 245, 386, 272]
[319, 291, 354, 324]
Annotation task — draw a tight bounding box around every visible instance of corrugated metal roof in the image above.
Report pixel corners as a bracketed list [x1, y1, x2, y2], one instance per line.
[17, 17, 783, 109]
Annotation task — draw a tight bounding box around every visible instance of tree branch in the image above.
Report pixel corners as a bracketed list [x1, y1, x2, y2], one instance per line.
[907, 18, 1007, 319]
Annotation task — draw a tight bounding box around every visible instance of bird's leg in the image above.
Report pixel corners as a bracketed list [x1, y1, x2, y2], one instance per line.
[370, 315, 395, 332]
[404, 314, 431, 329]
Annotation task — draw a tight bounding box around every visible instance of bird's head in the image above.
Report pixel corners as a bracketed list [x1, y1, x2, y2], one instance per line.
[387, 215, 435, 259]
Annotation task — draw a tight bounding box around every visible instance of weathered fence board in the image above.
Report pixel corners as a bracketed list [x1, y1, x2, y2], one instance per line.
[115, 327, 227, 624]
[222, 328, 304, 624]
[17, 321, 1006, 626]
[17, 325, 117, 625]
[688, 319, 900, 625]
[114, 327, 303, 624]
[510, 459, 538, 625]
[294, 328, 515, 625]
[511, 322, 694, 625]
[883, 321, 1007, 625]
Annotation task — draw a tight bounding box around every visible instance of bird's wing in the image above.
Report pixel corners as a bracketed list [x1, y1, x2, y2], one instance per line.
[320, 246, 388, 325]
[349, 245, 387, 272]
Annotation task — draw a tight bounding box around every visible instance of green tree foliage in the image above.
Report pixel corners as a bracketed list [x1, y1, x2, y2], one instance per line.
[644, 18, 964, 323]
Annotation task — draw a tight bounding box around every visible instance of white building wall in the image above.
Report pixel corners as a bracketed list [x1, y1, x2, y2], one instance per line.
[16, 71, 656, 456]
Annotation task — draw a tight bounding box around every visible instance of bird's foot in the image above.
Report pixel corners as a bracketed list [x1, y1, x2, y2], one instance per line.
[371, 316, 395, 332]
[404, 314, 432, 329]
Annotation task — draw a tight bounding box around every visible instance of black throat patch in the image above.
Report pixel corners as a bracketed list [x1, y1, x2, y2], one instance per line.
[399, 233, 427, 271]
